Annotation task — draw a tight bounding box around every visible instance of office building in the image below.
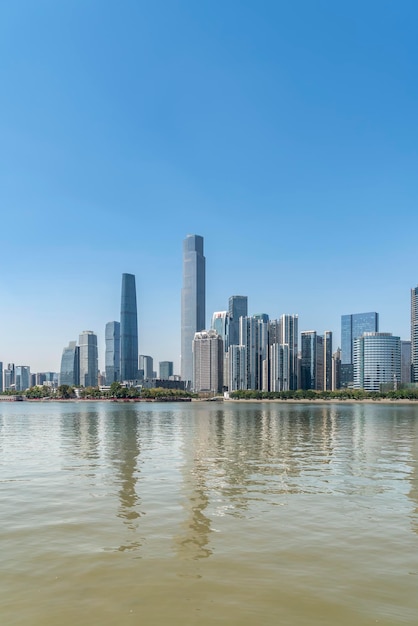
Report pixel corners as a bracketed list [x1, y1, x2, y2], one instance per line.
[15, 366, 31, 392]
[79, 331, 98, 387]
[105, 321, 120, 383]
[353, 332, 401, 392]
[120, 273, 139, 381]
[324, 331, 333, 391]
[301, 331, 324, 391]
[181, 235, 206, 387]
[412, 286, 418, 382]
[332, 348, 341, 390]
[60, 341, 80, 386]
[239, 315, 269, 391]
[401, 340, 412, 384]
[279, 314, 299, 390]
[139, 355, 154, 380]
[159, 361, 174, 380]
[341, 312, 379, 387]
[193, 330, 223, 393]
[0, 362, 2, 393]
[228, 296, 248, 348]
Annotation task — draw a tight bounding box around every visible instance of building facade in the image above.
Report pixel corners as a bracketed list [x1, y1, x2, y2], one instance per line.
[228, 296, 248, 348]
[401, 340, 412, 384]
[181, 235, 206, 388]
[323, 331, 333, 391]
[411, 286, 418, 382]
[353, 332, 401, 392]
[120, 273, 139, 382]
[60, 341, 80, 386]
[341, 312, 379, 387]
[192, 330, 223, 393]
[139, 355, 154, 380]
[159, 361, 174, 380]
[105, 321, 120, 384]
[79, 331, 98, 387]
[15, 366, 31, 391]
[301, 331, 324, 391]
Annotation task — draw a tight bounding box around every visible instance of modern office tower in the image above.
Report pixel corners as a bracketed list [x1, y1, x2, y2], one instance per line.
[0, 362, 2, 393]
[332, 348, 341, 390]
[228, 296, 248, 348]
[30, 373, 37, 387]
[239, 315, 269, 391]
[79, 331, 98, 387]
[270, 343, 289, 391]
[3, 367, 12, 390]
[139, 355, 153, 379]
[181, 235, 206, 388]
[7, 363, 15, 387]
[301, 331, 324, 391]
[228, 344, 246, 391]
[341, 312, 379, 387]
[192, 330, 223, 393]
[120, 273, 139, 382]
[279, 314, 299, 390]
[323, 331, 333, 391]
[353, 332, 401, 392]
[401, 340, 412, 384]
[36, 373, 47, 386]
[105, 321, 120, 384]
[211, 311, 229, 348]
[412, 286, 418, 382]
[60, 341, 80, 386]
[159, 361, 174, 380]
[15, 366, 31, 391]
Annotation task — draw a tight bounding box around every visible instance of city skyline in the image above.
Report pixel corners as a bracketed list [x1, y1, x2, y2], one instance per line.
[1, 2, 417, 371]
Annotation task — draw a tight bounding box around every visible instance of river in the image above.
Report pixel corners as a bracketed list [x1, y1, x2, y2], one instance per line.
[1, 400, 417, 625]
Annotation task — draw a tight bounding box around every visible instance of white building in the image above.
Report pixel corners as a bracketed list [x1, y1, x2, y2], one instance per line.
[353, 332, 401, 392]
[193, 330, 223, 393]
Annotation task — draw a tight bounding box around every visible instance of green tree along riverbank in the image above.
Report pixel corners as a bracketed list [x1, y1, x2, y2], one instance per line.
[0, 383, 195, 401]
[230, 388, 418, 401]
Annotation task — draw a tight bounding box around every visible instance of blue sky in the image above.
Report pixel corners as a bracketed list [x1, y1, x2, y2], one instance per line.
[1, 0, 417, 373]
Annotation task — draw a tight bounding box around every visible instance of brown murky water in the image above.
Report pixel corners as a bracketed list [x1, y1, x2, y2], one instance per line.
[1, 401, 418, 625]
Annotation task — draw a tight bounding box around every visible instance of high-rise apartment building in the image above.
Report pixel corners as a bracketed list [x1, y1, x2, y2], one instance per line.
[279, 314, 298, 390]
[341, 312, 379, 387]
[353, 332, 400, 391]
[228, 296, 248, 348]
[400, 340, 412, 384]
[120, 273, 139, 381]
[323, 331, 333, 391]
[411, 286, 418, 382]
[181, 235, 205, 388]
[239, 315, 269, 391]
[159, 361, 174, 380]
[105, 321, 120, 384]
[270, 343, 289, 392]
[60, 341, 80, 386]
[0, 362, 3, 393]
[193, 330, 223, 393]
[79, 331, 98, 387]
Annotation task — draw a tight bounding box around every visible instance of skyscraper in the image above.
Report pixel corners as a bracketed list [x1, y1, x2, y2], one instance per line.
[401, 340, 412, 384]
[105, 321, 120, 384]
[193, 330, 223, 393]
[139, 355, 153, 379]
[323, 331, 333, 391]
[228, 296, 248, 347]
[181, 235, 205, 387]
[159, 361, 174, 380]
[353, 332, 400, 391]
[79, 331, 98, 387]
[120, 273, 139, 382]
[60, 341, 80, 386]
[341, 312, 379, 387]
[411, 286, 418, 382]
[301, 331, 324, 391]
[0, 362, 3, 393]
[15, 366, 31, 392]
[279, 314, 299, 390]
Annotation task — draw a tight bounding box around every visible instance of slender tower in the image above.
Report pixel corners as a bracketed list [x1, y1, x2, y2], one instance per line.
[120, 273, 138, 381]
[181, 235, 205, 388]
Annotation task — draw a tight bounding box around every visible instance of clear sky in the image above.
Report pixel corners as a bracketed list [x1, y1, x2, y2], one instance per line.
[1, 0, 417, 374]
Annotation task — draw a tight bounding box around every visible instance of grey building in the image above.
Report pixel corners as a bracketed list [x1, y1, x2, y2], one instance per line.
[60, 341, 80, 386]
[105, 321, 120, 384]
[120, 273, 139, 382]
[159, 361, 174, 380]
[239, 315, 269, 391]
[411, 286, 418, 382]
[0, 362, 2, 393]
[139, 355, 154, 380]
[181, 235, 205, 388]
[301, 331, 324, 391]
[401, 340, 412, 384]
[353, 332, 401, 392]
[79, 331, 98, 387]
[279, 314, 299, 390]
[324, 331, 333, 391]
[15, 366, 31, 392]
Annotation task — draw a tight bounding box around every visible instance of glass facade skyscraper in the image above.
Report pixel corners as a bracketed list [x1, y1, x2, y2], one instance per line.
[120, 273, 139, 382]
[353, 332, 400, 391]
[181, 235, 205, 387]
[79, 331, 98, 387]
[105, 321, 120, 384]
[228, 296, 248, 347]
[60, 341, 80, 386]
[341, 312, 379, 364]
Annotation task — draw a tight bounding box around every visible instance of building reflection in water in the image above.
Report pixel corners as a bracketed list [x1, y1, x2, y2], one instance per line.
[175, 412, 213, 560]
[105, 406, 142, 552]
[60, 405, 101, 469]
